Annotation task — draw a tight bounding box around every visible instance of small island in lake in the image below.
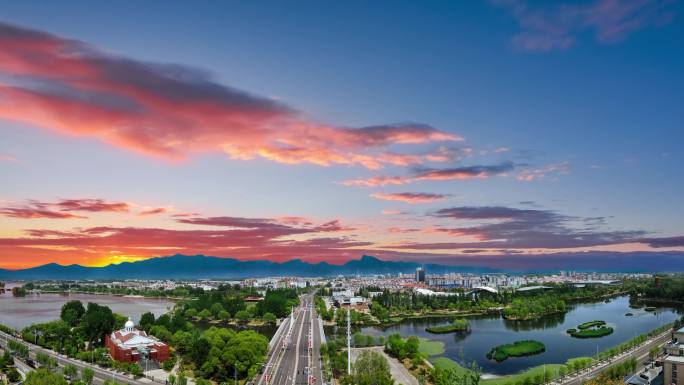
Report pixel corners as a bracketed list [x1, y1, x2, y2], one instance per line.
[486, 340, 546, 362]
[426, 318, 470, 334]
[567, 320, 614, 338]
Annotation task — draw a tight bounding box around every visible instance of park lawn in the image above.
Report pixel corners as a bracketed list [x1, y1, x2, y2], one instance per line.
[430, 357, 472, 377]
[431, 355, 596, 385]
[419, 338, 445, 356]
[481, 364, 564, 385]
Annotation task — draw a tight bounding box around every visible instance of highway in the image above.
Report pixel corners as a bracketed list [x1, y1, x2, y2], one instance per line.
[256, 293, 324, 385]
[550, 329, 673, 385]
[0, 330, 156, 385]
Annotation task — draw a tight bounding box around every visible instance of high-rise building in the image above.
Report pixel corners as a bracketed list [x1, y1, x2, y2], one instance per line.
[415, 267, 425, 283]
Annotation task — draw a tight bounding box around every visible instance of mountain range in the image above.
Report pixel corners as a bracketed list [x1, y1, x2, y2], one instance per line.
[0, 254, 499, 280]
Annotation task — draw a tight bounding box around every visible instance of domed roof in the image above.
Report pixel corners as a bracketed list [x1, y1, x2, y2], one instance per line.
[125, 318, 135, 330]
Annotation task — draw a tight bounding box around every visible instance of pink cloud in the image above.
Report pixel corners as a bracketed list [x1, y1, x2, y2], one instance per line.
[139, 207, 168, 216]
[0, 207, 86, 219]
[55, 198, 130, 212]
[370, 192, 450, 204]
[0, 198, 130, 220]
[0, 22, 458, 169]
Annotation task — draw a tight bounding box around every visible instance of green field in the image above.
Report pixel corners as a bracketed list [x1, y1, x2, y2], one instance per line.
[418, 338, 445, 356]
[486, 340, 546, 362]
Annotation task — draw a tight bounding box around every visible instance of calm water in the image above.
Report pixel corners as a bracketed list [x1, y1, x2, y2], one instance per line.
[0, 290, 175, 330]
[348, 296, 681, 376]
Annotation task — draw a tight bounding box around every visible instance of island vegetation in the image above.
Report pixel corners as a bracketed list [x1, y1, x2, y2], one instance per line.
[486, 340, 546, 362]
[566, 320, 614, 338]
[426, 318, 470, 334]
[503, 297, 567, 320]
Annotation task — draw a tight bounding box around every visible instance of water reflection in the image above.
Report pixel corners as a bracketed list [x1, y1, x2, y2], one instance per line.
[503, 312, 566, 331]
[355, 296, 681, 376]
[0, 292, 175, 330]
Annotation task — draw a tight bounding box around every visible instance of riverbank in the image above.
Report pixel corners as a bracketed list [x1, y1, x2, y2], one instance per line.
[29, 289, 186, 301]
[429, 321, 676, 384]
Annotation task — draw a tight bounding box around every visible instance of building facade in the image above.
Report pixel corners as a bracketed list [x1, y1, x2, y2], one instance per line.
[105, 318, 170, 363]
[664, 327, 684, 385]
[415, 267, 425, 283]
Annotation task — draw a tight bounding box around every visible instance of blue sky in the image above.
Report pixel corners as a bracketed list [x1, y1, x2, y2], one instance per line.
[0, 0, 682, 269]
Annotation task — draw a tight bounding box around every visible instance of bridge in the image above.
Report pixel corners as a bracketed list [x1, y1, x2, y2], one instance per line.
[255, 293, 326, 385]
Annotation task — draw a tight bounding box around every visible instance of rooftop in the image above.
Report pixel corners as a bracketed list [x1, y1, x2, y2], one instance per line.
[665, 355, 684, 363]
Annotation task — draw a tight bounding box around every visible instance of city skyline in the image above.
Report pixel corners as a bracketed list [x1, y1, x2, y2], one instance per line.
[1, 1, 683, 270]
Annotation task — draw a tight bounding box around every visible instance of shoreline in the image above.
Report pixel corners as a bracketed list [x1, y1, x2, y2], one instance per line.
[14, 290, 184, 301]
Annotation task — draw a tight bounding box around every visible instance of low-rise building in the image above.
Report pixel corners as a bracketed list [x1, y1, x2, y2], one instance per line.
[105, 318, 170, 363]
[664, 327, 684, 385]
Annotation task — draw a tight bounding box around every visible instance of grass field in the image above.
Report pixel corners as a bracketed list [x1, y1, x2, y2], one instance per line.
[430, 357, 472, 376]
[431, 354, 596, 384]
[481, 364, 563, 385]
[418, 338, 445, 356]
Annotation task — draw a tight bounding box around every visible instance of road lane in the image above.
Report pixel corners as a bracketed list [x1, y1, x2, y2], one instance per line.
[254, 293, 323, 385]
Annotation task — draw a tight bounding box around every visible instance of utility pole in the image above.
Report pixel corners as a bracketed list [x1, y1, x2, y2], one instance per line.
[346, 307, 351, 375]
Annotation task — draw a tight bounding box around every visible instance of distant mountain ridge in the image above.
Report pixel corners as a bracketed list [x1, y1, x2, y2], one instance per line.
[0, 254, 499, 280]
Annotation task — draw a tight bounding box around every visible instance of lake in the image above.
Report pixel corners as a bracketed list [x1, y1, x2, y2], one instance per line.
[0, 290, 176, 330]
[346, 296, 681, 376]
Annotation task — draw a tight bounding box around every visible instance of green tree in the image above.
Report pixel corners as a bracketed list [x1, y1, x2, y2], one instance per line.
[190, 338, 211, 366]
[198, 309, 212, 319]
[60, 301, 85, 326]
[82, 367, 94, 385]
[262, 312, 277, 324]
[349, 350, 393, 385]
[25, 369, 67, 385]
[210, 303, 224, 318]
[235, 310, 250, 323]
[168, 374, 176, 385]
[129, 363, 143, 378]
[63, 364, 78, 379]
[139, 312, 156, 332]
[218, 310, 231, 321]
[83, 303, 115, 347]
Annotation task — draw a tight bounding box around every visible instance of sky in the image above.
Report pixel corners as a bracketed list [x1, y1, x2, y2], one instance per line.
[1, 0, 683, 270]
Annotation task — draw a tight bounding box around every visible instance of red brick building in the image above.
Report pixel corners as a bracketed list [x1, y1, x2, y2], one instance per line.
[105, 318, 170, 363]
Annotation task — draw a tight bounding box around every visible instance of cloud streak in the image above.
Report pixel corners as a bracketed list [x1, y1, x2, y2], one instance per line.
[0, 198, 130, 220]
[395, 205, 650, 249]
[494, 0, 677, 51]
[0, 21, 458, 169]
[370, 192, 450, 204]
[342, 161, 515, 187]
